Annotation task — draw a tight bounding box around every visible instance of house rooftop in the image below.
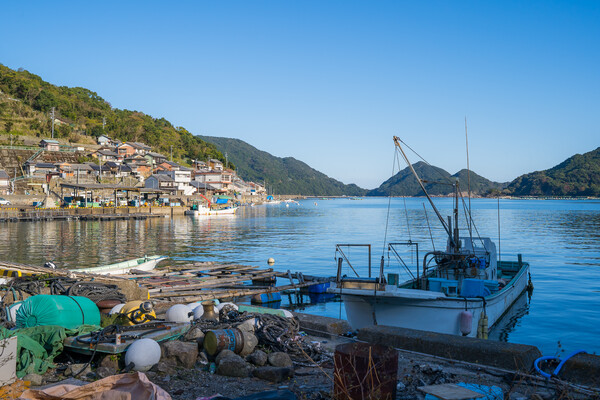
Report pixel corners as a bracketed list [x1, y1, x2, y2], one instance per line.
[0, 170, 9, 179]
[40, 139, 59, 144]
[97, 149, 120, 156]
[35, 163, 57, 169]
[147, 152, 167, 158]
[150, 174, 174, 182]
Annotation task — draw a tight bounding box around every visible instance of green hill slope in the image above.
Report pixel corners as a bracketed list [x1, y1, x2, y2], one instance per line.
[506, 147, 600, 196]
[0, 64, 227, 166]
[199, 135, 367, 196]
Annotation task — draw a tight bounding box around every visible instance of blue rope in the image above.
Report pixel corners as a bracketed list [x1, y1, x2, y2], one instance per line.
[534, 350, 587, 379]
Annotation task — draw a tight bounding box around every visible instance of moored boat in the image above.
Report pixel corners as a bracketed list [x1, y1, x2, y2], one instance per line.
[184, 204, 238, 216]
[70, 255, 167, 275]
[328, 136, 532, 338]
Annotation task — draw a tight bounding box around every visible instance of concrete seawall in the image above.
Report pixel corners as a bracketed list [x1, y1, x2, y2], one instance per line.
[294, 313, 600, 387]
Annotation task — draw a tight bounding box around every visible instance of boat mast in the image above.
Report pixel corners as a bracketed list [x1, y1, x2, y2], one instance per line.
[393, 136, 456, 249]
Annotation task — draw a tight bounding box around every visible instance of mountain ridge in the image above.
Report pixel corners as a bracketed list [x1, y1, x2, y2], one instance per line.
[198, 135, 367, 196]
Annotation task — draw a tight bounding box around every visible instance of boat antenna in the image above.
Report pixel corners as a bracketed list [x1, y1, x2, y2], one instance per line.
[422, 203, 436, 252]
[393, 136, 455, 248]
[465, 116, 473, 239]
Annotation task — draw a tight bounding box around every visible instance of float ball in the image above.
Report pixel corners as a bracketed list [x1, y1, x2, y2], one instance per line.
[166, 304, 193, 323]
[124, 338, 161, 372]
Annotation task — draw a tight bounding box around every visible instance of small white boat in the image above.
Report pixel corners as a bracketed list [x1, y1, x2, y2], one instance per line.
[70, 255, 167, 275]
[184, 205, 238, 216]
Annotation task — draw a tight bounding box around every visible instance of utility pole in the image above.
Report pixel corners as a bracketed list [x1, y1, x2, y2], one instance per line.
[50, 107, 55, 138]
[225, 152, 228, 169]
[170, 145, 173, 161]
[102, 117, 106, 131]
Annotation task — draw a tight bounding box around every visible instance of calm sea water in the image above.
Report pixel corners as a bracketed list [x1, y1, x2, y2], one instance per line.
[1, 198, 599, 355]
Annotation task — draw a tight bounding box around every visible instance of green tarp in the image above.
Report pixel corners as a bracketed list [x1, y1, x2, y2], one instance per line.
[0, 324, 98, 378]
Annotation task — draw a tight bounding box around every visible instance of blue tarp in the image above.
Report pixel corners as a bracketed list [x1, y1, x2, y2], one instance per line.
[215, 198, 228, 204]
[267, 195, 274, 200]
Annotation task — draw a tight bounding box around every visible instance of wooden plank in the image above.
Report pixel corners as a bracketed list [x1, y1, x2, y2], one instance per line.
[149, 279, 327, 300]
[147, 270, 277, 293]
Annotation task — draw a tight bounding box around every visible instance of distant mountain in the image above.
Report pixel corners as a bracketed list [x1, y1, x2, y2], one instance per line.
[506, 147, 600, 196]
[452, 169, 506, 194]
[198, 135, 367, 196]
[367, 162, 504, 197]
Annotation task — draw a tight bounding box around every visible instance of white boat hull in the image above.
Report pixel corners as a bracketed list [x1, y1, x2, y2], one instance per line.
[71, 256, 167, 275]
[185, 207, 237, 216]
[332, 264, 530, 338]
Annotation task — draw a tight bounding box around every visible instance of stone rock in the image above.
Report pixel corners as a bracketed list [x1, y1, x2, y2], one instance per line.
[253, 366, 294, 383]
[215, 349, 237, 365]
[216, 357, 251, 378]
[96, 366, 115, 379]
[184, 326, 205, 344]
[246, 349, 268, 366]
[155, 361, 176, 376]
[268, 352, 293, 368]
[161, 340, 198, 369]
[64, 363, 92, 377]
[99, 354, 120, 371]
[239, 331, 258, 357]
[23, 373, 43, 386]
[237, 318, 257, 333]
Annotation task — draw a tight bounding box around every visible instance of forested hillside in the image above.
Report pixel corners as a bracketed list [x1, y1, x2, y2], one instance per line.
[506, 147, 600, 196]
[0, 64, 227, 166]
[199, 135, 367, 196]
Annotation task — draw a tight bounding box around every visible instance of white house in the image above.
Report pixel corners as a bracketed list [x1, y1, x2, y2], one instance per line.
[0, 170, 9, 194]
[157, 169, 194, 195]
[97, 135, 113, 146]
[193, 171, 232, 192]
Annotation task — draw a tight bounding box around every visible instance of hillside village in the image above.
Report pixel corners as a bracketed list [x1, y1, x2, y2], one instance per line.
[0, 134, 267, 206]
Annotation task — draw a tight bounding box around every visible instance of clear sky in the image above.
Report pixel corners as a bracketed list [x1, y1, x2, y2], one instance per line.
[1, 1, 598, 189]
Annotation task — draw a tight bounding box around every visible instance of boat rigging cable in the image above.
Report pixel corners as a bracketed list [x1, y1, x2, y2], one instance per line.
[394, 136, 490, 255]
[422, 203, 436, 252]
[381, 149, 398, 256]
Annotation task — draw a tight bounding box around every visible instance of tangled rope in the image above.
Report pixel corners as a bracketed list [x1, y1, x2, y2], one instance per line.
[67, 281, 126, 303]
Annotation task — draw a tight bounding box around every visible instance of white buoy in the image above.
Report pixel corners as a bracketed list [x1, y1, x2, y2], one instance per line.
[267, 257, 275, 265]
[108, 303, 125, 315]
[281, 310, 294, 318]
[124, 338, 161, 372]
[165, 304, 193, 323]
[192, 305, 205, 320]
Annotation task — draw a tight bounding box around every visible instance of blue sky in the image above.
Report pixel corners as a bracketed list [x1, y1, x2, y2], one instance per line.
[1, 1, 598, 188]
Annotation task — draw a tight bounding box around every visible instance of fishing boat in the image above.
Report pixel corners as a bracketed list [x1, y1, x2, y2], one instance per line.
[184, 204, 237, 216]
[70, 255, 167, 275]
[328, 136, 532, 338]
[184, 195, 238, 216]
